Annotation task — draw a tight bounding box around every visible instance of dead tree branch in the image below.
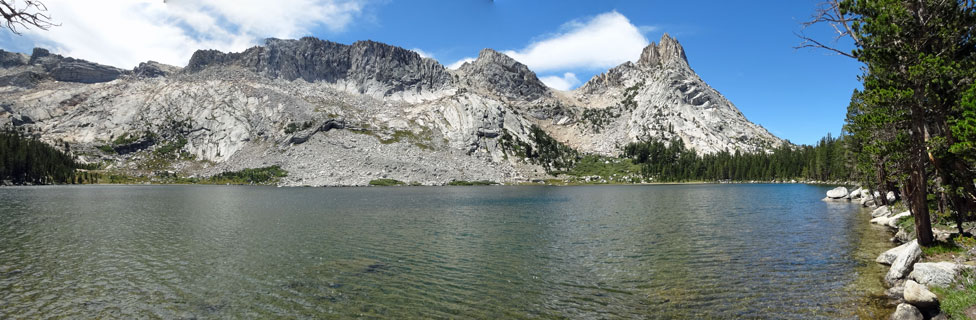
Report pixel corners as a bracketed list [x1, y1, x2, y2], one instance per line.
[795, 0, 859, 58]
[0, 0, 57, 35]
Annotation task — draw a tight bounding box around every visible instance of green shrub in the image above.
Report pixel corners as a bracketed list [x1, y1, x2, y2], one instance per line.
[208, 166, 288, 185]
[921, 240, 964, 256]
[931, 273, 976, 319]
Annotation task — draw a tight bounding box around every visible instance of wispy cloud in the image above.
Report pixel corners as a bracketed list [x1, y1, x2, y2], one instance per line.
[16, 0, 367, 68]
[410, 48, 433, 59]
[539, 72, 580, 91]
[447, 57, 475, 69]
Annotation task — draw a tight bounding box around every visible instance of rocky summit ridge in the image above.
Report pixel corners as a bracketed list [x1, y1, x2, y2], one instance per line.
[0, 34, 784, 186]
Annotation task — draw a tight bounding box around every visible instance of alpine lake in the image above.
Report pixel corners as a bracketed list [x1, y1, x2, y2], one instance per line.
[0, 184, 892, 319]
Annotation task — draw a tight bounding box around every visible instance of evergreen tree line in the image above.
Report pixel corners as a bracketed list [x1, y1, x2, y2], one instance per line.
[811, 0, 976, 245]
[0, 130, 88, 184]
[623, 134, 851, 182]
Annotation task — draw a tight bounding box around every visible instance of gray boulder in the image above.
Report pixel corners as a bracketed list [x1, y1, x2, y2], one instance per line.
[872, 205, 891, 218]
[909, 262, 972, 288]
[886, 240, 922, 286]
[903, 280, 939, 308]
[848, 187, 863, 199]
[891, 303, 923, 320]
[886, 211, 912, 228]
[877, 241, 917, 265]
[826, 186, 849, 199]
[887, 191, 897, 203]
[894, 228, 914, 244]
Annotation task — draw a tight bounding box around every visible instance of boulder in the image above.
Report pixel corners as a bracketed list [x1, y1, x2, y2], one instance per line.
[886, 240, 921, 286]
[877, 241, 917, 265]
[887, 191, 897, 203]
[891, 303, 923, 320]
[826, 186, 849, 199]
[903, 280, 939, 308]
[849, 187, 863, 199]
[862, 196, 877, 207]
[894, 228, 914, 244]
[872, 205, 891, 218]
[871, 216, 889, 225]
[909, 262, 972, 288]
[886, 211, 912, 228]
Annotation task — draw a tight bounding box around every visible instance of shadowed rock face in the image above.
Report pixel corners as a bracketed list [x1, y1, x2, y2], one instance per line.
[455, 48, 550, 102]
[186, 37, 454, 95]
[0, 51, 28, 68]
[27, 48, 124, 83]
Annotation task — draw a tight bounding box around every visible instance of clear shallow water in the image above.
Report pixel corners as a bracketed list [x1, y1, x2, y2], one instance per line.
[0, 184, 884, 319]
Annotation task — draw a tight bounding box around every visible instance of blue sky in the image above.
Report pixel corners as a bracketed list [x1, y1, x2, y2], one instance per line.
[0, 0, 861, 145]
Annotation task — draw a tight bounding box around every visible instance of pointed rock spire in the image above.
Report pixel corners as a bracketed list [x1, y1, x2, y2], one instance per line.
[638, 33, 688, 68]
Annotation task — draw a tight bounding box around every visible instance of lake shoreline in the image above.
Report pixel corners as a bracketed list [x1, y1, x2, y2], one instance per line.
[824, 186, 976, 319]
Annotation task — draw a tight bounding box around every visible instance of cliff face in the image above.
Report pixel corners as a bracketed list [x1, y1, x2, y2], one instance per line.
[0, 35, 783, 185]
[185, 37, 455, 99]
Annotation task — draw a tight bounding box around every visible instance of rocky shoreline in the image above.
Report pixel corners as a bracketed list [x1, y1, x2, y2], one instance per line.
[824, 186, 976, 319]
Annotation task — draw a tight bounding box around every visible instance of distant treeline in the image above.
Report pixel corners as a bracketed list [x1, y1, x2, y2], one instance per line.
[0, 130, 91, 184]
[623, 134, 850, 182]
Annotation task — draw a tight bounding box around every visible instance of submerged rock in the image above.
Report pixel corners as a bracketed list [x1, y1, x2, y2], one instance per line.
[891, 303, 923, 320]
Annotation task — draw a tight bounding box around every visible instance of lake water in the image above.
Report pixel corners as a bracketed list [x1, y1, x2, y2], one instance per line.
[0, 184, 890, 319]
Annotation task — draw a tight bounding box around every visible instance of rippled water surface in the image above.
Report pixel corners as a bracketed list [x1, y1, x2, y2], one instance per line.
[0, 184, 885, 318]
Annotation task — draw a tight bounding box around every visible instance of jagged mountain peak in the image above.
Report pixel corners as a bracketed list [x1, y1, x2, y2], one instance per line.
[454, 48, 550, 102]
[638, 33, 688, 68]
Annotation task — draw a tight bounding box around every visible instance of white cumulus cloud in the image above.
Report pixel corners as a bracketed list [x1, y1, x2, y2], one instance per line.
[503, 11, 650, 72]
[15, 0, 367, 68]
[539, 72, 580, 91]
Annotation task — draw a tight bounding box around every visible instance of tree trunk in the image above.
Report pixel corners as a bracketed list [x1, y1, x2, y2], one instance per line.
[909, 112, 935, 246]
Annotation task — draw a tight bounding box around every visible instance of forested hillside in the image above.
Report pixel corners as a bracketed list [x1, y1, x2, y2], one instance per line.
[0, 131, 88, 184]
[621, 134, 850, 182]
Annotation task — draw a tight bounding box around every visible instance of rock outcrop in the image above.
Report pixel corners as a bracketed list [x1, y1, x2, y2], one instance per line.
[186, 37, 454, 99]
[27, 48, 124, 83]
